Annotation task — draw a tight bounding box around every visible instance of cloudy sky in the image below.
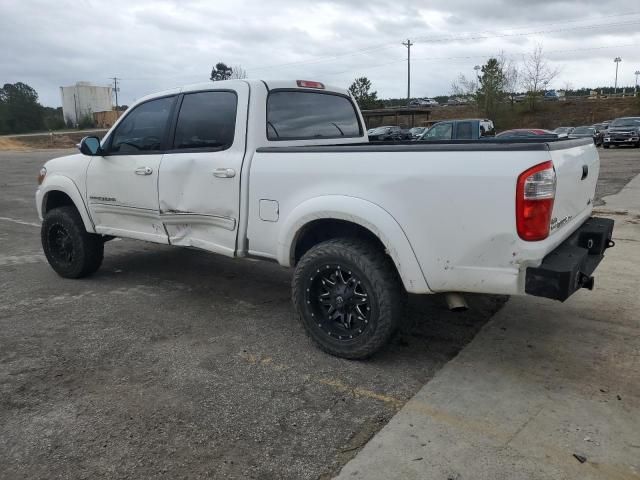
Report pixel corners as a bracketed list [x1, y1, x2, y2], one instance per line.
[2, 0, 640, 107]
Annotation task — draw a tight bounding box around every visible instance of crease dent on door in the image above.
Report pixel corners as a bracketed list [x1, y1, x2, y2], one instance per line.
[157, 86, 245, 257]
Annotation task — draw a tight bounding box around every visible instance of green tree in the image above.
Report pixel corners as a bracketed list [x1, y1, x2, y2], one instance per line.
[348, 77, 380, 110]
[475, 58, 507, 119]
[210, 62, 234, 81]
[0, 82, 45, 134]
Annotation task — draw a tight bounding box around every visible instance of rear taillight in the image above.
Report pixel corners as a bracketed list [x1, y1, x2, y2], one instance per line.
[516, 161, 556, 241]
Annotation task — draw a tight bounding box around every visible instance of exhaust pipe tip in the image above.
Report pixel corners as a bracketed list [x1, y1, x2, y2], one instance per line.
[445, 292, 469, 312]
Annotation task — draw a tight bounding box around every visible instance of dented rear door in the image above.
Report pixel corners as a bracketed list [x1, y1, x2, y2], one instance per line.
[158, 84, 248, 256]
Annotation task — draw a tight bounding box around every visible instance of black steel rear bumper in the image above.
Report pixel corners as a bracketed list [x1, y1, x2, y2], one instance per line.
[525, 217, 615, 301]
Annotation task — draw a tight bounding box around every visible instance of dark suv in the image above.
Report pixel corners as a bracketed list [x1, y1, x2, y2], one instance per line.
[368, 126, 404, 141]
[603, 117, 640, 148]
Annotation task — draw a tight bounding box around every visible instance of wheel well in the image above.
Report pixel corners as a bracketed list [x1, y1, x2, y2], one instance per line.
[44, 190, 75, 213]
[293, 219, 387, 265]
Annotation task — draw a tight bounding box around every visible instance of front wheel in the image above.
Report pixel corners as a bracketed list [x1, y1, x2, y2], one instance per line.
[603, 144, 610, 149]
[292, 238, 404, 359]
[41, 206, 104, 278]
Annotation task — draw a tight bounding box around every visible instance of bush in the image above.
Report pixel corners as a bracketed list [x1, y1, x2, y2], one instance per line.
[77, 114, 95, 130]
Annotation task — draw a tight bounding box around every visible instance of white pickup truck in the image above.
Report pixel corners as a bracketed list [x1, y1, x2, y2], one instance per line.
[36, 79, 614, 358]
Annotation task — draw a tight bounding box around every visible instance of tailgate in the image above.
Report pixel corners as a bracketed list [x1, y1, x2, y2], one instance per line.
[548, 139, 599, 237]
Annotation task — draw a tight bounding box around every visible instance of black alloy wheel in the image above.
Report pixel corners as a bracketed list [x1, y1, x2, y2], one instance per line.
[293, 238, 404, 359]
[305, 264, 371, 341]
[41, 206, 104, 278]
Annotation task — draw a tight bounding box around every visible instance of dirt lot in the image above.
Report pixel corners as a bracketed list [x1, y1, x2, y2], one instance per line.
[0, 147, 638, 479]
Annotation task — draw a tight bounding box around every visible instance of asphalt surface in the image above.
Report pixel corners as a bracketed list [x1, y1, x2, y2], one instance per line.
[0, 146, 637, 479]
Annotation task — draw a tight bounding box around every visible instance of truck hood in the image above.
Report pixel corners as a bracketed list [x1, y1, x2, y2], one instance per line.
[608, 126, 640, 134]
[44, 153, 91, 178]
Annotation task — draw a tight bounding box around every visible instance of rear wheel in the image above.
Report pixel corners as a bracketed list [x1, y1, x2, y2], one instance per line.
[292, 238, 404, 359]
[41, 206, 104, 278]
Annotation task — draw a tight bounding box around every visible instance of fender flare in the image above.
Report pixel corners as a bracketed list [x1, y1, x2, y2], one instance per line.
[277, 195, 431, 294]
[37, 175, 95, 233]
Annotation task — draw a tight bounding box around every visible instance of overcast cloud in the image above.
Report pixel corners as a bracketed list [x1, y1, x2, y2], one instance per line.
[2, 0, 640, 106]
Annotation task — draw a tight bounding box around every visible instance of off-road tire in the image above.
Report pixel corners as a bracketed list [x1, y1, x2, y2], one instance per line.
[292, 238, 404, 359]
[41, 206, 104, 278]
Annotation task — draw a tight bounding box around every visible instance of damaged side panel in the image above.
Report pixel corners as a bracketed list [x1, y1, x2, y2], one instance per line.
[157, 83, 249, 258]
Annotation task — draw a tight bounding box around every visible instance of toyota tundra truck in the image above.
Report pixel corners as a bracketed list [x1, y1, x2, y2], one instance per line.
[35, 79, 614, 358]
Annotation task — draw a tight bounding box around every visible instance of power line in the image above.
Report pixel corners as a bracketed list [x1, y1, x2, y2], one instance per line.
[247, 14, 640, 73]
[319, 42, 640, 77]
[412, 19, 640, 44]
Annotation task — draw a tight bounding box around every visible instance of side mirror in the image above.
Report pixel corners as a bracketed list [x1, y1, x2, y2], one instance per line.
[79, 136, 102, 156]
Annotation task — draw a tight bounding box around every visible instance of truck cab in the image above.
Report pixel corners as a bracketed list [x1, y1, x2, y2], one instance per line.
[418, 118, 495, 141]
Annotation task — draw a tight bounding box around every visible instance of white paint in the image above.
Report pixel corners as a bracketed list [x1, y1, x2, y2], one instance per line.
[0, 217, 40, 228]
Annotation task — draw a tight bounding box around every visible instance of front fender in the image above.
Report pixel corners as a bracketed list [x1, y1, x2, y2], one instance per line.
[36, 174, 95, 233]
[277, 195, 431, 294]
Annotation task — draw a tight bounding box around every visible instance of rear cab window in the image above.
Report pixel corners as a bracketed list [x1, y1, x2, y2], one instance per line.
[266, 90, 362, 140]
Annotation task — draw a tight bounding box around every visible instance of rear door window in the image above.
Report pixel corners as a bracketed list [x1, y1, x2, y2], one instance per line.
[456, 122, 473, 139]
[267, 91, 362, 140]
[173, 91, 237, 150]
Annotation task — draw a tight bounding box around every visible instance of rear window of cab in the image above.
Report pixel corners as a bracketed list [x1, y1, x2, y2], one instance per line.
[266, 90, 362, 141]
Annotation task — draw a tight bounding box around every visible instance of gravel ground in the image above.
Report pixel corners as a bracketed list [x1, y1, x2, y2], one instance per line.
[0, 146, 637, 479]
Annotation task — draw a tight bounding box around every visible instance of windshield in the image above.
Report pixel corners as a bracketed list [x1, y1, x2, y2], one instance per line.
[572, 127, 594, 134]
[371, 127, 390, 134]
[420, 122, 452, 140]
[611, 118, 640, 128]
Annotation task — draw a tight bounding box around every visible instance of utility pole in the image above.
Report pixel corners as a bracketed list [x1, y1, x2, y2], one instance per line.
[635, 70, 640, 96]
[402, 39, 413, 102]
[110, 77, 120, 110]
[613, 57, 622, 94]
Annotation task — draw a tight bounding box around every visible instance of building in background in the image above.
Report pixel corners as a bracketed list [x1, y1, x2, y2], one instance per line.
[60, 82, 113, 126]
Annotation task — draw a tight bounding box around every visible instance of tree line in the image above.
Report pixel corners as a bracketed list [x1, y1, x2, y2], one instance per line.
[0, 82, 65, 134]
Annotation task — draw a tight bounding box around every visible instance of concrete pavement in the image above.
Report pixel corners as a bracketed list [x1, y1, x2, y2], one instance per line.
[335, 178, 640, 479]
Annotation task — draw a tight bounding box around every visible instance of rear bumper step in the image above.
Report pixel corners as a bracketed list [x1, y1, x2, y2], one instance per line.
[525, 217, 615, 301]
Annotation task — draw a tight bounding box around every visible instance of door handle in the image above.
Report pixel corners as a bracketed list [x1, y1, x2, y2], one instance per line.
[135, 166, 153, 175]
[213, 168, 236, 178]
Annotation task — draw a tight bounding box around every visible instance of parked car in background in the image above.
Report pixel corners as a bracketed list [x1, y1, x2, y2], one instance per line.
[553, 127, 574, 137]
[544, 90, 559, 101]
[400, 128, 412, 139]
[408, 126, 427, 139]
[446, 97, 470, 106]
[496, 129, 558, 138]
[368, 125, 404, 141]
[570, 126, 602, 146]
[603, 117, 640, 148]
[592, 122, 609, 133]
[418, 119, 495, 141]
[409, 98, 439, 107]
